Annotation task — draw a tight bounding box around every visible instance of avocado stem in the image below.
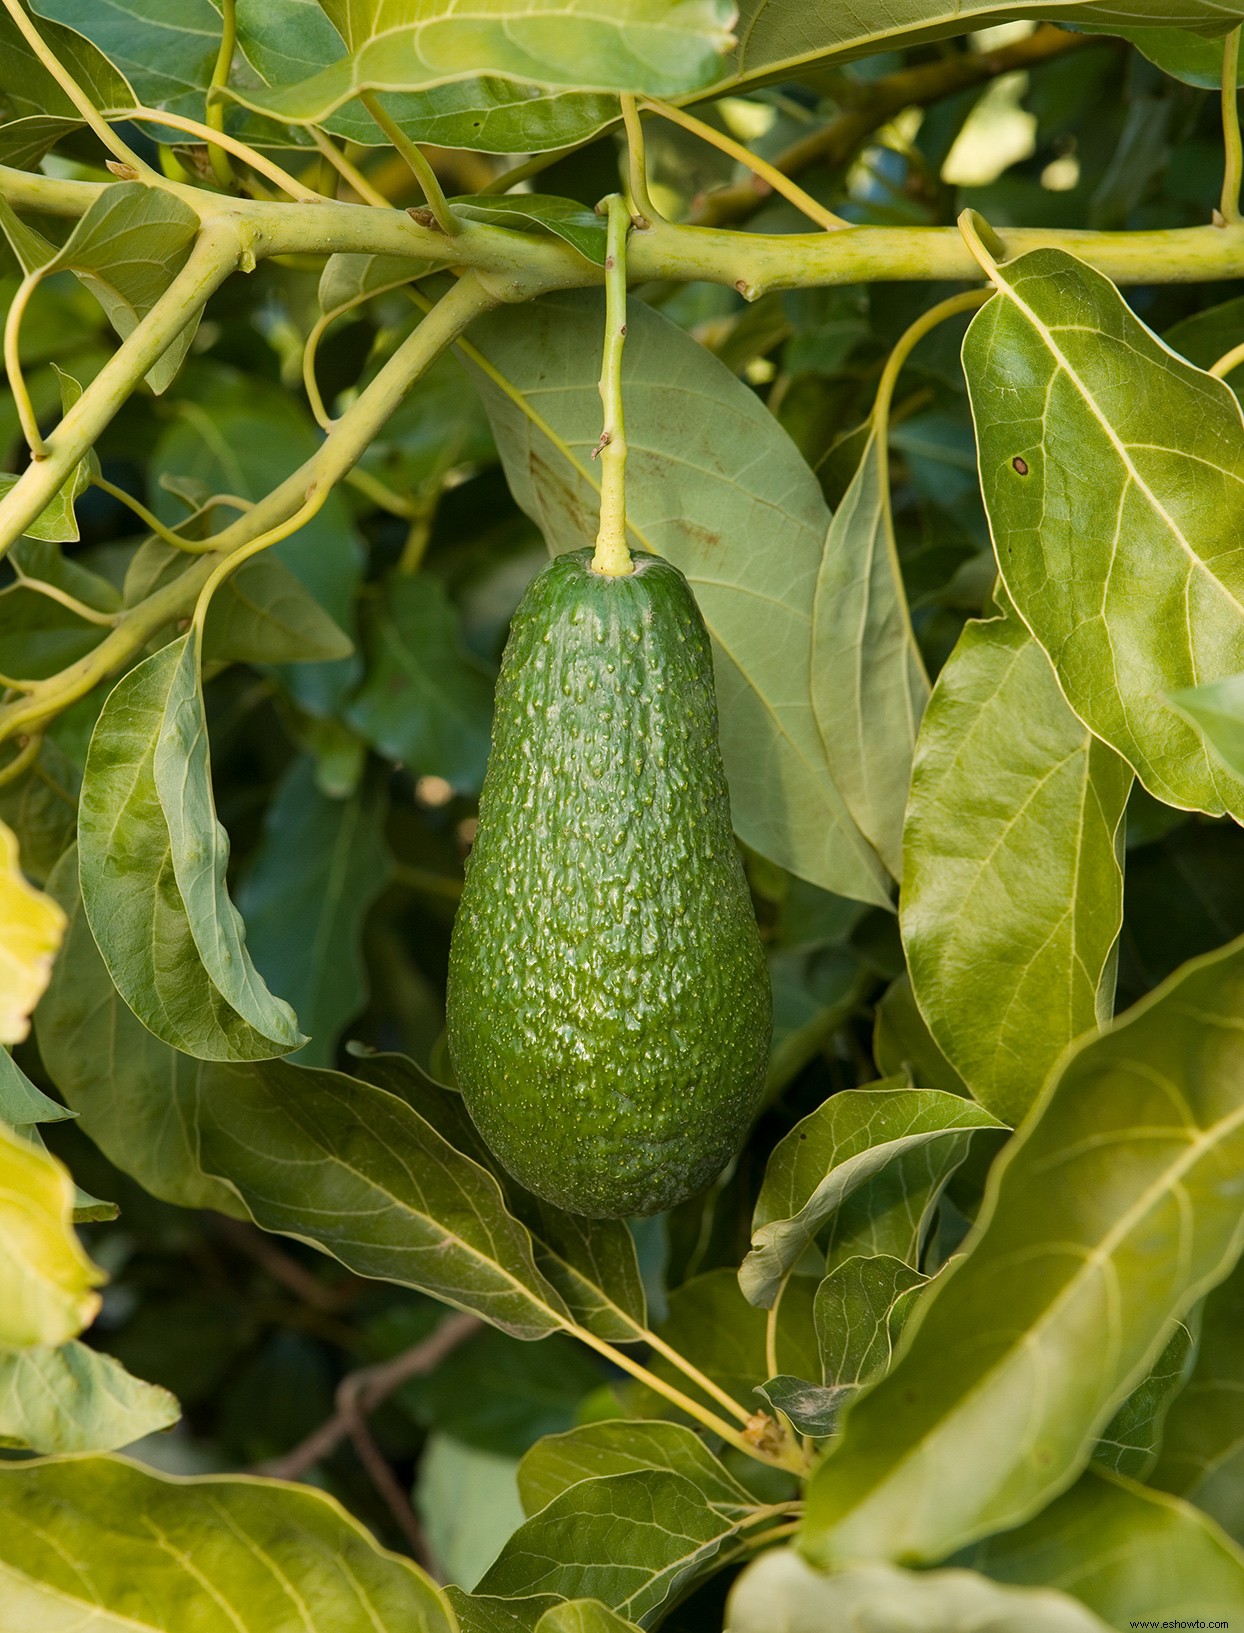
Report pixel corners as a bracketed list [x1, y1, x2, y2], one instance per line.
[590, 192, 634, 577]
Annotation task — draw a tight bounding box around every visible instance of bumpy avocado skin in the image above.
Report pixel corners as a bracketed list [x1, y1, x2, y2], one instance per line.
[446, 547, 771, 1219]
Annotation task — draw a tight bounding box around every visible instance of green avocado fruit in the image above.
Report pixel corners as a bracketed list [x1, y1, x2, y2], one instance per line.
[446, 546, 772, 1219]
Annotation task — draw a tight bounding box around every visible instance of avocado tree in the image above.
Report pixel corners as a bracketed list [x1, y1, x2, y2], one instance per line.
[4, 0, 1244, 1627]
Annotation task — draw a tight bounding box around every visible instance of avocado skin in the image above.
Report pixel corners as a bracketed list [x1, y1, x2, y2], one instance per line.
[446, 547, 771, 1219]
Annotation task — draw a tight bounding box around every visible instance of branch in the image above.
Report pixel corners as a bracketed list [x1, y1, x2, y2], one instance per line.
[0, 220, 242, 557]
[256, 1312, 481, 1481]
[0, 272, 503, 745]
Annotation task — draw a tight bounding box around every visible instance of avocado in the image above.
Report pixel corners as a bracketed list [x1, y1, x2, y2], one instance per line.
[446, 546, 772, 1219]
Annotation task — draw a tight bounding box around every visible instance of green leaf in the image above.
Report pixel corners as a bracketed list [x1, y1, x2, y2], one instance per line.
[0, 193, 56, 272]
[900, 616, 1131, 1125]
[516, 1420, 754, 1519]
[740, 1084, 1001, 1308]
[0, 1045, 71, 1126]
[0, 736, 79, 884]
[0, 1455, 459, 1631]
[726, 1548, 1109, 1633]
[823, 1134, 972, 1272]
[467, 291, 891, 905]
[803, 931, 1244, 1568]
[33, 0, 222, 121]
[1106, 24, 1244, 88]
[713, 0, 1244, 102]
[36, 182, 200, 393]
[0, 370, 100, 543]
[449, 1590, 560, 1633]
[1152, 1256, 1244, 1542]
[962, 246, 1244, 820]
[36, 849, 249, 1216]
[319, 251, 430, 313]
[812, 424, 929, 880]
[817, 1254, 928, 1389]
[966, 1468, 1244, 1627]
[227, 0, 736, 129]
[535, 1604, 641, 1633]
[453, 196, 609, 266]
[1171, 670, 1244, 784]
[476, 1469, 743, 1625]
[0, 5, 132, 127]
[347, 573, 496, 793]
[204, 554, 355, 666]
[194, 1063, 575, 1341]
[0, 1119, 101, 1349]
[0, 1339, 178, 1453]
[236, 0, 617, 151]
[872, 973, 967, 1097]
[237, 758, 390, 1066]
[756, 1375, 849, 1438]
[78, 633, 306, 1061]
[1093, 1320, 1194, 1480]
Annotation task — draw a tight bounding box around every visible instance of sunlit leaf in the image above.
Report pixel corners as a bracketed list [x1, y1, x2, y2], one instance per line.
[517, 1420, 754, 1518]
[900, 615, 1131, 1124]
[0, 1119, 100, 1349]
[803, 932, 1244, 1567]
[816, 1254, 928, 1389]
[740, 1084, 1001, 1308]
[0, 1455, 459, 1631]
[0, 1340, 178, 1453]
[962, 247, 1244, 819]
[476, 1469, 746, 1624]
[0, 817, 65, 1045]
[967, 1468, 1244, 1626]
[535, 1603, 641, 1633]
[227, 0, 736, 131]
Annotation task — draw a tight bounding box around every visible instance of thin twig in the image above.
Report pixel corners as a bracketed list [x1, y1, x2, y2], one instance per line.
[256, 1312, 480, 1481]
[1222, 26, 1243, 225]
[341, 1394, 435, 1567]
[213, 1216, 364, 1313]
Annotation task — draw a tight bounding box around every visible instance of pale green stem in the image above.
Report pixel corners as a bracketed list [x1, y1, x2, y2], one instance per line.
[11, 571, 117, 628]
[0, 273, 500, 745]
[91, 473, 216, 552]
[0, 0, 150, 174]
[0, 732, 42, 789]
[360, 93, 461, 235]
[310, 128, 392, 209]
[621, 94, 660, 224]
[205, 0, 237, 189]
[345, 466, 417, 519]
[116, 108, 322, 202]
[190, 486, 331, 650]
[642, 1329, 755, 1426]
[0, 221, 242, 558]
[4, 273, 47, 457]
[1210, 336, 1244, 378]
[572, 1325, 804, 1473]
[12, 162, 1244, 290]
[590, 194, 633, 578]
[641, 97, 849, 231]
[765, 1282, 785, 1383]
[1224, 27, 1243, 225]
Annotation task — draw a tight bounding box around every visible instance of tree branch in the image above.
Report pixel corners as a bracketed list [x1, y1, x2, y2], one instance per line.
[256, 1311, 480, 1482]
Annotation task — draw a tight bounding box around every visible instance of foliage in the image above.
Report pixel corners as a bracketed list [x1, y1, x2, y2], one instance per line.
[4, 1, 1244, 1630]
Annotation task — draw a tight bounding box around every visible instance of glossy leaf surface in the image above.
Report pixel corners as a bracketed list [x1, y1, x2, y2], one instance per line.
[963, 247, 1244, 818]
[804, 932, 1244, 1566]
[901, 616, 1131, 1124]
[0, 1456, 458, 1631]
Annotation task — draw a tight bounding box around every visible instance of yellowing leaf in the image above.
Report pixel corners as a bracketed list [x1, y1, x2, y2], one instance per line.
[0, 1120, 102, 1349]
[0, 819, 66, 1045]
